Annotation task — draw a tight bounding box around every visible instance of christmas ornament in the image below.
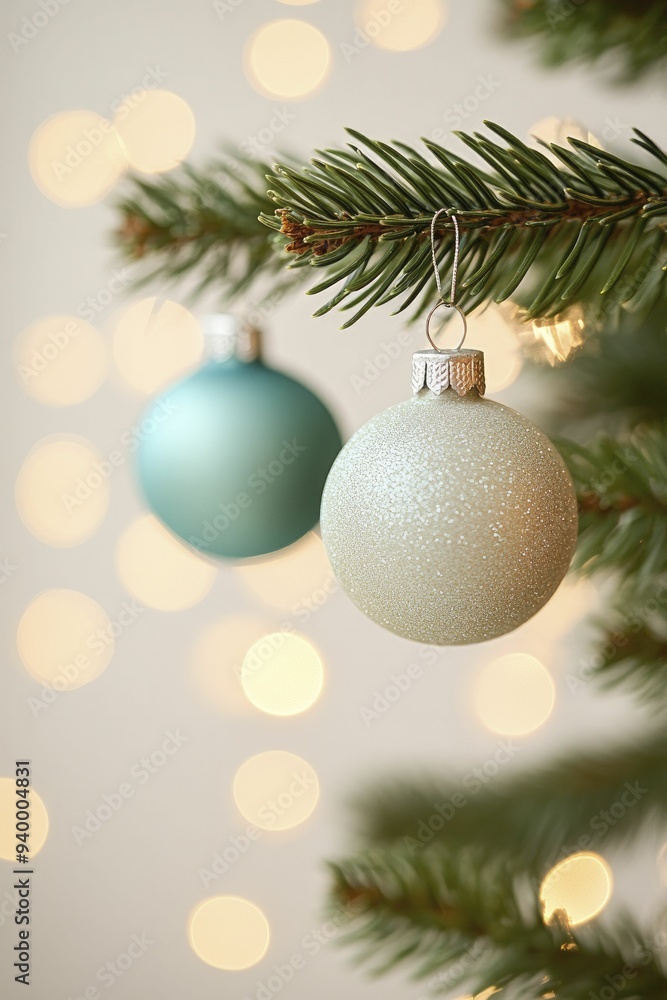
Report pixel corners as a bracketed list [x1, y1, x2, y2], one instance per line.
[320, 213, 578, 645]
[137, 315, 342, 560]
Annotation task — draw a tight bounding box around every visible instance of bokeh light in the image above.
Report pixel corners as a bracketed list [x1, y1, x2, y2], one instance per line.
[527, 306, 586, 366]
[245, 20, 331, 100]
[233, 531, 335, 612]
[355, 0, 446, 52]
[233, 750, 319, 831]
[473, 654, 555, 737]
[113, 90, 196, 174]
[442, 304, 522, 392]
[28, 110, 127, 206]
[0, 778, 49, 860]
[17, 589, 114, 690]
[529, 117, 602, 150]
[112, 297, 203, 395]
[116, 514, 216, 611]
[16, 437, 110, 546]
[188, 615, 275, 715]
[540, 852, 613, 927]
[15, 314, 107, 406]
[241, 632, 324, 716]
[188, 895, 270, 970]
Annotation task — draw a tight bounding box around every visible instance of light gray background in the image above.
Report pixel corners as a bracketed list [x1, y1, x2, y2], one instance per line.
[2, 2, 665, 998]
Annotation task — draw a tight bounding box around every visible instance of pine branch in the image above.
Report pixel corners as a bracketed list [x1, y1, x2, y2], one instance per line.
[329, 844, 667, 998]
[346, 730, 667, 870]
[261, 124, 667, 328]
[559, 430, 667, 595]
[589, 608, 667, 703]
[500, 0, 667, 84]
[114, 152, 299, 302]
[542, 303, 667, 433]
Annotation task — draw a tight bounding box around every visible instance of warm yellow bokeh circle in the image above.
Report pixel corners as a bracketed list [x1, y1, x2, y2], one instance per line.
[233, 750, 319, 831]
[17, 589, 115, 691]
[113, 90, 196, 174]
[113, 297, 203, 395]
[354, 0, 446, 52]
[116, 514, 216, 611]
[540, 852, 613, 927]
[28, 109, 127, 206]
[188, 615, 275, 715]
[245, 20, 331, 100]
[16, 437, 110, 547]
[241, 632, 324, 716]
[15, 315, 107, 406]
[473, 653, 556, 737]
[0, 778, 49, 861]
[188, 895, 270, 970]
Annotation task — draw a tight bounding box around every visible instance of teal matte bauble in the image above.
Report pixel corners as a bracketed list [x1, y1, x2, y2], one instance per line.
[136, 319, 342, 560]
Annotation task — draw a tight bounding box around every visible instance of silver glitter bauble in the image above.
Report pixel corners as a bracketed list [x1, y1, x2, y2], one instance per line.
[320, 349, 578, 645]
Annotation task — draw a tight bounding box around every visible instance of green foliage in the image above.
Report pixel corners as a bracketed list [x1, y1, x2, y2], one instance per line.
[330, 844, 667, 998]
[543, 305, 667, 434]
[558, 430, 667, 595]
[114, 151, 294, 301]
[343, 730, 667, 870]
[261, 124, 667, 327]
[591, 607, 667, 702]
[499, 0, 667, 84]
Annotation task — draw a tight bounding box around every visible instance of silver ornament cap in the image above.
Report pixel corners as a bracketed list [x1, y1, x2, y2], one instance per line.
[411, 348, 486, 397]
[203, 313, 261, 363]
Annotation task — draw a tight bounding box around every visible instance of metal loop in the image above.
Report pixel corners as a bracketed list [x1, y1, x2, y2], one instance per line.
[425, 301, 468, 353]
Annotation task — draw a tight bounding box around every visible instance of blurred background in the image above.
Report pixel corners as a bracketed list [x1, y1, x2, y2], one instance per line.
[2, 1, 666, 998]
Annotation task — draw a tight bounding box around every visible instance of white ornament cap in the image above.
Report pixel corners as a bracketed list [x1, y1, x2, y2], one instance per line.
[203, 313, 261, 363]
[411, 348, 486, 397]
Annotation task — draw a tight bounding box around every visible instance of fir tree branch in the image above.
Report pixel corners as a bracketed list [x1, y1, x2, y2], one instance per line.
[542, 303, 667, 433]
[499, 0, 667, 84]
[261, 124, 667, 327]
[590, 608, 667, 703]
[114, 152, 297, 302]
[346, 730, 667, 869]
[329, 844, 667, 998]
[558, 431, 667, 594]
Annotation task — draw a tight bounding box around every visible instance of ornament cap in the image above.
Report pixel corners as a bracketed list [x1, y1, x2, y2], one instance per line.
[411, 348, 486, 397]
[203, 314, 261, 363]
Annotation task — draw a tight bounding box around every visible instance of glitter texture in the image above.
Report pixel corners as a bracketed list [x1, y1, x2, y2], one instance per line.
[320, 387, 578, 645]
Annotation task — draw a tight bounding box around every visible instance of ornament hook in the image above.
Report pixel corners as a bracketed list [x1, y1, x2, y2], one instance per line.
[426, 210, 467, 352]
